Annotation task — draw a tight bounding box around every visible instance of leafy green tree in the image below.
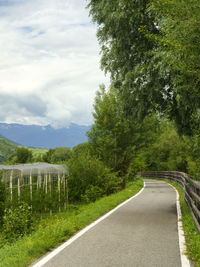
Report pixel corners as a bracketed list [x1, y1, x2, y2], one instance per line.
[8, 147, 33, 164]
[42, 147, 72, 163]
[146, 0, 200, 135]
[87, 0, 157, 81]
[72, 142, 91, 156]
[88, 0, 200, 135]
[88, 85, 159, 181]
[183, 134, 200, 180]
[140, 120, 188, 171]
[87, 0, 166, 125]
[88, 85, 132, 174]
[67, 151, 120, 202]
[16, 148, 33, 163]
[42, 149, 55, 163]
[52, 147, 72, 163]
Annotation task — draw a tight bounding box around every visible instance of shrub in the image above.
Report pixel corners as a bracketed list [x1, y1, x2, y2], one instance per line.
[81, 185, 102, 203]
[3, 202, 33, 241]
[67, 152, 121, 202]
[8, 147, 33, 163]
[127, 153, 147, 180]
[52, 147, 72, 163]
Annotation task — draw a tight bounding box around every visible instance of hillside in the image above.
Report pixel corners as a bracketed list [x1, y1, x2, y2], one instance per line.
[0, 123, 90, 148]
[0, 135, 18, 163]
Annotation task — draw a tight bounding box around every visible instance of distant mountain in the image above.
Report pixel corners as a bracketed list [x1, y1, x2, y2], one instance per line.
[0, 135, 18, 163]
[0, 123, 90, 149]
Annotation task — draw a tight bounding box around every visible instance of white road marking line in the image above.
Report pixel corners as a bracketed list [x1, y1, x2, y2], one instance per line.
[31, 183, 145, 267]
[168, 183, 191, 267]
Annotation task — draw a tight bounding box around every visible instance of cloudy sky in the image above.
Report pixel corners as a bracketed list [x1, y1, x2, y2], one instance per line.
[0, 0, 109, 128]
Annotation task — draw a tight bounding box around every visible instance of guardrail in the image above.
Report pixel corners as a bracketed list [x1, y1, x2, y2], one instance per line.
[137, 171, 200, 234]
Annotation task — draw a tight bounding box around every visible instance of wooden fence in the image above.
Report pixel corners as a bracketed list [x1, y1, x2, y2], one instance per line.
[137, 171, 200, 234]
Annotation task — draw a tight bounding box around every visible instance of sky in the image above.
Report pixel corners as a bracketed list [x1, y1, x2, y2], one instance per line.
[0, 0, 109, 128]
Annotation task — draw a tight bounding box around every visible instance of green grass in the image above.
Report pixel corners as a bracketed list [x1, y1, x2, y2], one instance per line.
[167, 181, 200, 267]
[0, 179, 143, 267]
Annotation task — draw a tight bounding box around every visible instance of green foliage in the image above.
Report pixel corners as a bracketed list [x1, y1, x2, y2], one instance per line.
[183, 134, 200, 181]
[0, 137, 18, 163]
[146, 0, 200, 135]
[88, 0, 200, 135]
[52, 147, 72, 163]
[134, 120, 189, 172]
[72, 142, 91, 156]
[42, 147, 72, 163]
[127, 153, 147, 180]
[81, 185, 102, 203]
[30, 148, 48, 157]
[29, 148, 48, 162]
[67, 150, 121, 202]
[88, 85, 159, 179]
[42, 149, 55, 163]
[87, 0, 165, 125]
[2, 202, 33, 241]
[16, 148, 33, 163]
[8, 147, 33, 164]
[167, 181, 200, 266]
[88, 85, 129, 172]
[0, 171, 6, 226]
[87, 0, 200, 182]
[87, 0, 157, 80]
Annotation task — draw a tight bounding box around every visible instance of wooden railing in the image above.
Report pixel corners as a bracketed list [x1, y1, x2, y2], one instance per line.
[137, 171, 200, 234]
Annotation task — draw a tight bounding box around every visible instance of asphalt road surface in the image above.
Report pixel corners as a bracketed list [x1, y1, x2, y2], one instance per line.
[42, 180, 182, 267]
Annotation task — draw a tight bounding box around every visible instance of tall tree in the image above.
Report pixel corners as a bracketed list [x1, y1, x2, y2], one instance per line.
[87, 0, 157, 80]
[88, 84, 159, 178]
[88, 0, 200, 135]
[88, 85, 129, 173]
[87, 0, 167, 122]
[147, 0, 200, 135]
[8, 147, 33, 164]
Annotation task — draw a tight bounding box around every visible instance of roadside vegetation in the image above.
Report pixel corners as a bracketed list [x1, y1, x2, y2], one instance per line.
[163, 180, 200, 266]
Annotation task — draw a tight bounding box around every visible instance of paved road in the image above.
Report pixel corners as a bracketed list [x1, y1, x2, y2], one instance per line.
[42, 180, 182, 267]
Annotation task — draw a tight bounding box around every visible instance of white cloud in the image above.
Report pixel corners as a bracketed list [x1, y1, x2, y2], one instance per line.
[0, 0, 109, 128]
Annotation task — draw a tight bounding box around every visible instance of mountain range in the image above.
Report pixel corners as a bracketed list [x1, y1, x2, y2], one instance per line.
[0, 123, 90, 149]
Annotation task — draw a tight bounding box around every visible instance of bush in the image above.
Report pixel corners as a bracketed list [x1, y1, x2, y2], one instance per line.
[67, 152, 121, 202]
[52, 147, 72, 163]
[81, 185, 102, 203]
[127, 153, 147, 180]
[43, 147, 72, 163]
[8, 147, 33, 163]
[3, 202, 33, 241]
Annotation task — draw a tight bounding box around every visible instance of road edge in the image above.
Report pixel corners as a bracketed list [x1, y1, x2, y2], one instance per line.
[168, 183, 191, 267]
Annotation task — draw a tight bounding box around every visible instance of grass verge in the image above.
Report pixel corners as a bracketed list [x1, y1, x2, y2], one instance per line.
[0, 179, 143, 267]
[155, 179, 200, 266]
